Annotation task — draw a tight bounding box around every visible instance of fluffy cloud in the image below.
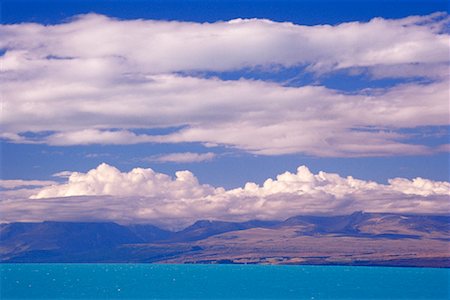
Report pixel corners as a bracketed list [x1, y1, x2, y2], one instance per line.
[1, 163, 448, 228]
[1, 13, 449, 156]
[388, 177, 450, 196]
[31, 163, 217, 199]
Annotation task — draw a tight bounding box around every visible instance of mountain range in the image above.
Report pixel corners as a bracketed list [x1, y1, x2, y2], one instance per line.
[1, 212, 449, 267]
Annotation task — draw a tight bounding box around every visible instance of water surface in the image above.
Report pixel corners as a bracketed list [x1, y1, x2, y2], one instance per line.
[1, 264, 448, 299]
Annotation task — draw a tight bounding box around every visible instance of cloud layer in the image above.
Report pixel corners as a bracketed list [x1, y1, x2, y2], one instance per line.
[0, 179, 57, 189]
[1, 13, 449, 156]
[2, 12, 448, 74]
[2, 163, 448, 228]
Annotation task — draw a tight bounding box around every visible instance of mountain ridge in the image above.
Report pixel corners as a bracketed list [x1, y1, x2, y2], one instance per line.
[1, 212, 449, 266]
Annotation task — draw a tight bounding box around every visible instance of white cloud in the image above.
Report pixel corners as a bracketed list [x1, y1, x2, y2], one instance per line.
[388, 177, 450, 196]
[52, 171, 74, 178]
[1, 13, 448, 157]
[1, 163, 448, 228]
[30, 163, 217, 199]
[0, 179, 57, 189]
[44, 129, 158, 145]
[1, 73, 448, 156]
[1, 12, 447, 74]
[147, 152, 216, 163]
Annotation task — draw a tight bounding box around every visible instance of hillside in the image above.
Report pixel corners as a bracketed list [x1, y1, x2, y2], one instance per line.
[1, 212, 449, 267]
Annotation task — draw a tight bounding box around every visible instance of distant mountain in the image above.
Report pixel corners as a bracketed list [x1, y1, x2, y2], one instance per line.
[167, 219, 278, 242]
[1, 212, 449, 266]
[0, 221, 143, 262]
[0, 221, 143, 249]
[281, 211, 370, 234]
[127, 224, 173, 242]
[280, 211, 450, 238]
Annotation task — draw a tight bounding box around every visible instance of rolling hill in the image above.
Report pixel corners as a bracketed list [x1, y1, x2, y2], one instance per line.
[1, 212, 449, 267]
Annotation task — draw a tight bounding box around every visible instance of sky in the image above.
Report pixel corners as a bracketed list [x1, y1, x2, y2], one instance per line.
[0, 0, 449, 228]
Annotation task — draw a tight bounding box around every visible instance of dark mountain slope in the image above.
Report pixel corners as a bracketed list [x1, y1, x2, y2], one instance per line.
[1, 212, 449, 265]
[0, 222, 147, 262]
[281, 211, 371, 234]
[167, 219, 277, 242]
[0, 221, 143, 251]
[126, 224, 173, 242]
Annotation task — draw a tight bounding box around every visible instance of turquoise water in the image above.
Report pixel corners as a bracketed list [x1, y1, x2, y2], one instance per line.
[0, 264, 448, 299]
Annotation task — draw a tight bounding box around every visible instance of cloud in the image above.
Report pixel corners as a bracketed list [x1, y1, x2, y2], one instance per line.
[1, 73, 448, 156]
[0, 179, 57, 189]
[31, 163, 216, 199]
[146, 152, 216, 163]
[1, 163, 448, 228]
[1, 12, 448, 75]
[388, 177, 450, 196]
[52, 171, 74, 178]
[1, 13, 449, 157]
[43, 129, 158, 145]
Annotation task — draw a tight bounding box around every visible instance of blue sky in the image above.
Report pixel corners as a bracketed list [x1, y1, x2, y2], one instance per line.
[0, 0, 449, 225]
[1, 0, 448, 187]
[2, 0, 447, 24]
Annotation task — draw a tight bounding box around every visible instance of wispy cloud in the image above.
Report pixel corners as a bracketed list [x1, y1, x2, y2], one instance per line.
[146, 152, 216, 163]
[1, 13, 448, 157]
[52, 171, 74, 178]
[0, 179, 57, 189]
[1, 74, 448, 156]
[1, 12, 447, 75]
[1, 163, 448, 228]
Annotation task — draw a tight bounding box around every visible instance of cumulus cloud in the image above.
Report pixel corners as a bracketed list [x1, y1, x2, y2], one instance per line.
[146, 152, 216, 163]
[0, 13, 449, 157]
[31, 163, 216, 199]
[388, 177, 450, 196]
[1, 163, 448, 228]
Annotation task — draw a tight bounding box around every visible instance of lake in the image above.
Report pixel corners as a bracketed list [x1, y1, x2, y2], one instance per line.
[0, 264, 448, 299]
